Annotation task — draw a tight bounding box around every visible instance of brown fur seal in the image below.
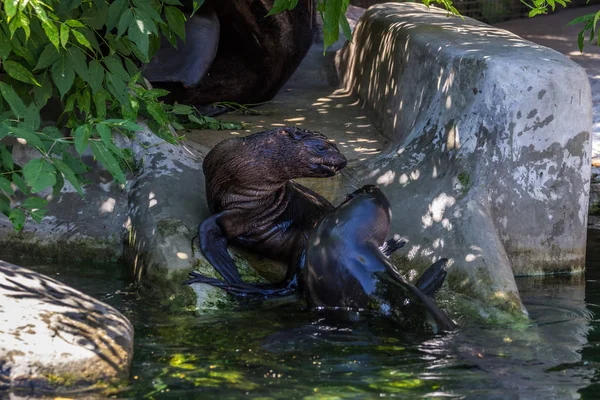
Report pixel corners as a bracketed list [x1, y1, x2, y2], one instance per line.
[186, 185, 454, 332]
[198, 126, 347, 284]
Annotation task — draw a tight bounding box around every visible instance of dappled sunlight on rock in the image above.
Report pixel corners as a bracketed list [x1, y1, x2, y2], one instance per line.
[99, 198, 116, 214]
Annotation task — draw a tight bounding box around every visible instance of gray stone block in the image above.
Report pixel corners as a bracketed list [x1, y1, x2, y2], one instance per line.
[0, 259, 133, 390]
[334, 3, 592, 317]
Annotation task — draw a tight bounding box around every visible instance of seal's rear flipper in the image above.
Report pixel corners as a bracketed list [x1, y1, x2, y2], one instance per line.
[184, 271, 296, 299]
[379, 238, 406, 257]
[199, 213, 243, 284]
[416, 258, 449, 298]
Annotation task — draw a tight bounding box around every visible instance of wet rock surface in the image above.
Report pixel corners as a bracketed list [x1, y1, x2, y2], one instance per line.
[0, 259, 133, 390]
[335, 3, 592, 317]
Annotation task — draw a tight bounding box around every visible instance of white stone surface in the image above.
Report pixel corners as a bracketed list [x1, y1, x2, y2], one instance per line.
[0, 259, 133, 389]
[335, 3, 592, 317]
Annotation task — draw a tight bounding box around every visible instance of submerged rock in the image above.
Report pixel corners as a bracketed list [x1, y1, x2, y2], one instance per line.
[0, 259, 133, 390]
[335, 3, 592, 318]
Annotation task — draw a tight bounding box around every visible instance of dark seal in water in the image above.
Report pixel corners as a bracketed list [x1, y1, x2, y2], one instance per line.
[187, 185, 454, 332]
[304, 185, 455, 332]
[198, 126, 347, 284]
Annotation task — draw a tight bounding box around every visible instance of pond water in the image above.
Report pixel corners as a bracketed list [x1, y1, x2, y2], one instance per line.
[5, 231, 600, 399]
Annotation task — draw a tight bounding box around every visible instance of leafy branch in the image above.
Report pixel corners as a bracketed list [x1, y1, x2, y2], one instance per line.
[0, 0, 238, 231]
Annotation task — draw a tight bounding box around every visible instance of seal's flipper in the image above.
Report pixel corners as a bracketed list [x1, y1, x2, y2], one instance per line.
[199, 214, 243, 284]
[416, 258, 449, 297]
[379, 238, 406, 257]
[184, 271, 296, 298]
[373, 248, 455, 331]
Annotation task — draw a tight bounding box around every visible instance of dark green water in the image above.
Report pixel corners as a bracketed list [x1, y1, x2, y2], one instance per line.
[6, 231, 600, 399]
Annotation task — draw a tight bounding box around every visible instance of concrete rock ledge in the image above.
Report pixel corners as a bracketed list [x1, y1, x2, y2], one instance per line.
[334, 3, 592, 318]
[0, 259, 133, 391]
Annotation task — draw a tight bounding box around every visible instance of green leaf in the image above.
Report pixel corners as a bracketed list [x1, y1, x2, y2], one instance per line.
[162, 0, 183, 5]
[4, 0, 18, 20]
[24, 103, 41, 131]
[0, 176, 14, 195]
[9, 208, 25, 231]
[81, 5, 109, 30]
[9, 124, 45, 148]
[65, 19, 85, 28]
[62, 151, 89, 175]
[67, 47, 89, 82]
[568, 13, 595, 26]
[117, 9, 133, 38]
[51, 56, 75, 98]
[1, 146, 14, 170]
[93, 89, 109, 119]
[81, 27, 101, 52]
[107, 0, 128, 31]
[172, 103, 194, 115]
[96, 123, 123, 158]
[0, 82, 27, 118]
[33, 74, 52, 108]
[340, 16, 352, 41]
[3, 60, 41, 86]
[164, 6, 186, 40]
[0, 29, 12, 60]
[124, 57, 140, 77]
[145, 101, 170, 124]
[12, 173, 29, 195]
[21, 196, 47, 210]
[266, 0, 297, 16]
[102, 119, 143, 131]
[0, 195, 9, 215]
[72, 29, 93, 52]
[555, 0, 567, 6]
[23, 158, 57, 193]
[34, 43, 60, 70]
[64, 93, 76, 113]
[323, 0, 344, 49]
[578, 29, 585, 52]
[105, 72, 130, 108]
[144, 88, 170, 100]
[54, 159, 84, 196]
[74, 124, 91, 155]
[77, 88, 91, 115]
[191, 0, 204, 17]
[103, 55, 130, 81]
[128, 12, 151, 60]
[60, 24, 70, 48]
[132, 0, 164, 22]
[88, 59, 105, 94]
[42, 20, 60, 50]
[91, 141, 126, 183]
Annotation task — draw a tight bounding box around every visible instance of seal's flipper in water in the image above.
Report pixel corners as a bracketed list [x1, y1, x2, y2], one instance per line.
[184, 271, 296, 298]
[379, 238, 406, 258]
[374, 249, 455, 331]
[198, 213, 243, 284]
[416, 258, 449, 298]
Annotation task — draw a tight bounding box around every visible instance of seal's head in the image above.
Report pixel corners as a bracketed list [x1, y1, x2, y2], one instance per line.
[337, 185, 392, 244]
[274, 127, 347, 178]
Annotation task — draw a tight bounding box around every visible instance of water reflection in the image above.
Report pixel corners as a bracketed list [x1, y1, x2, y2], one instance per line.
[4, 232, 600, 398]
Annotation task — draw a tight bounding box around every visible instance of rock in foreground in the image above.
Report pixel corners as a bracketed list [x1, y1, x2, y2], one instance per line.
[0, 259, 133, 391]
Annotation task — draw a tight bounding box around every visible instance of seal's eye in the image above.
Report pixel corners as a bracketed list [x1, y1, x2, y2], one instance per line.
[316, 144, 327, 152]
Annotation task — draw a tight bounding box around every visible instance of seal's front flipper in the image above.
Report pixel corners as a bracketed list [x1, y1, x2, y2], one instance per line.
[373, 248, 455, 331]
[184, 271, 295, 299]
[199, 213, 243, 284]
[379, 238, 406, 257]
[416, 258, 449, 298]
